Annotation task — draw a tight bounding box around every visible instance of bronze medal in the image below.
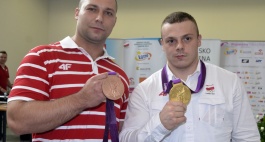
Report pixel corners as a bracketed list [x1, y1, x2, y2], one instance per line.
[102, 75, 124, 100]
[169, 82, 191, 105]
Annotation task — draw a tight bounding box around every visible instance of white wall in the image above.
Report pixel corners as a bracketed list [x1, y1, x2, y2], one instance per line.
[1, 0, 265, 82]
[0, 0, 49, 82]
[47, 0, 78, 43]
[48, 0, 265, 41]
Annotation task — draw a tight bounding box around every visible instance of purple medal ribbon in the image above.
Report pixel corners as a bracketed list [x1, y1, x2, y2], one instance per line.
[161, 60, 206, 94]
[103, 72, 119, 142]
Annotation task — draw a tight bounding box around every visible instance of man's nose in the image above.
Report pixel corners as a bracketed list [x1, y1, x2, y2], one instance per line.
[175, 40, 184, 50]
[95, 12, 103, 23]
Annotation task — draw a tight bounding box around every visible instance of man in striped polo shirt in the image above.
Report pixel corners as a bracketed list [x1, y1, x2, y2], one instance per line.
[7, 0, 129, 141]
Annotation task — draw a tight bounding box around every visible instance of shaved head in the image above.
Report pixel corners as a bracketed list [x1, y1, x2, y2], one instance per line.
[78, 0, 117, 11]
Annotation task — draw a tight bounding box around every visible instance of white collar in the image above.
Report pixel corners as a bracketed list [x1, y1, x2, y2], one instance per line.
[60, 36, 79, 49]
[59, 36, 114, 60]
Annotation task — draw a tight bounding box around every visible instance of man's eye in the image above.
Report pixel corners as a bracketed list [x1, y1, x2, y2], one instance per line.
[167, 40, 175, 44]
[184, 37, 191, 41]
[105, 11, 113, 16]
[87, 7, 96, 11]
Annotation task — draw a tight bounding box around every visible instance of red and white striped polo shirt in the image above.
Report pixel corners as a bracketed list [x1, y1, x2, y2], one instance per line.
[8, 36, 129, 141]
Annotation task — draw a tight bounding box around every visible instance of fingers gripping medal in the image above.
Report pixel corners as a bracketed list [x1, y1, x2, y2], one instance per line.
[102, 72, 124, 100]
[169, 82, 191, 105]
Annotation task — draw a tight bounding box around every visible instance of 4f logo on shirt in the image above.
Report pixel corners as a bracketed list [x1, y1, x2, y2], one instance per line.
[59, 64, 72, 70]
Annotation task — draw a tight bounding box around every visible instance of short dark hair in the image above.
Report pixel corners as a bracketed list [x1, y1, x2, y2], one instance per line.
[78, 0, 118, 12]
[0, 51, 7, 55]
[161, 11, 199, 36]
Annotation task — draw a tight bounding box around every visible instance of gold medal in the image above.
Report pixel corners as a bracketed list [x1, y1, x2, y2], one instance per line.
[102, 75, 124, 100]
[169, 82, 191, 105]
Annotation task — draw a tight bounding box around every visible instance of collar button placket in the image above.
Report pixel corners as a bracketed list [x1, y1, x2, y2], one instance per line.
[92, 61, 99, 74]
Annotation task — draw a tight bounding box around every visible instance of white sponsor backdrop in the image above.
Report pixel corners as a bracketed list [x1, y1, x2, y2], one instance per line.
[106, 38, 166, 92]
[199, 39, 221, 66]
[106, 38, 265, 117]
[220, 41, 265, 118]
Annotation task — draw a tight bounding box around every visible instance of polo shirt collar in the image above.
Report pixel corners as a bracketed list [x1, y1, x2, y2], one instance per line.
[60, 36, 78, 49]
[59, 36, 114, 60]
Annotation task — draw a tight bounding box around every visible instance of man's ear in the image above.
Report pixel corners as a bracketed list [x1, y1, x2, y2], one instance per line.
[114, 17, 117, 26]
[75, 8, 80, 20]
[159, 38, 163, 45]
[197, 34, 202, 47]
[160, 38, 165, 51]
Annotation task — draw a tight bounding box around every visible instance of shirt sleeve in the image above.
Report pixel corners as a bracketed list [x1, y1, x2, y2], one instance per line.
[231, 76, 260, 142]
[119, 84, 171, 142]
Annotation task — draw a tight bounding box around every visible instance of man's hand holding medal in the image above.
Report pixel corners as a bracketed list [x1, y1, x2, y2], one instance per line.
[77, 72, 124, 109]
[160, 81, 191, 131]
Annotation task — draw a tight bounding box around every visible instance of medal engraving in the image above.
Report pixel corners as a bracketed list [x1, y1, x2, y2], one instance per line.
[102, 75, 124, 100]
[169, 82, 191, 105]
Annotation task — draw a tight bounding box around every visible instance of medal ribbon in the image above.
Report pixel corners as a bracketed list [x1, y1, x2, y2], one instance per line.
[103, 72, 119, 142]
[161, 60, 206, 94]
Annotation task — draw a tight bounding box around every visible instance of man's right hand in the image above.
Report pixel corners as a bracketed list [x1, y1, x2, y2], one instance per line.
[159, 101, 187, 130]
[77, 72, 108, 108]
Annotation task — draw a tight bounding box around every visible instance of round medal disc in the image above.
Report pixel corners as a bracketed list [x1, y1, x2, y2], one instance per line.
[102, 75, 124, 100]
[169, 82, 191, 105]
